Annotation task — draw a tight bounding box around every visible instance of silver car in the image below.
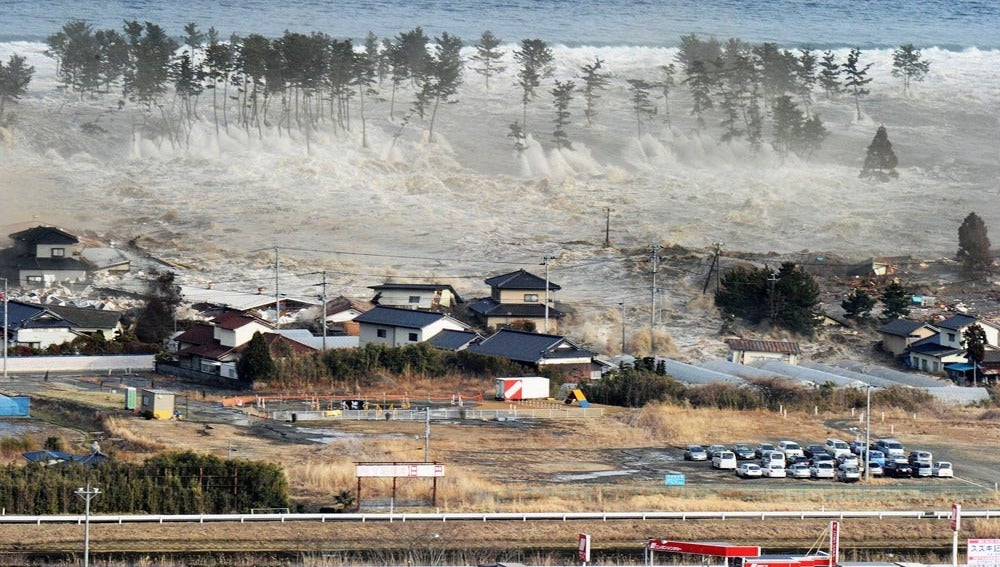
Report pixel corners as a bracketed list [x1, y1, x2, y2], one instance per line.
[684, 445, 708, 461]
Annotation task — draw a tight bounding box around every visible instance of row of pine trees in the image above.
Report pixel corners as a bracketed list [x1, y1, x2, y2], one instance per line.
[33, 21, 934, 158]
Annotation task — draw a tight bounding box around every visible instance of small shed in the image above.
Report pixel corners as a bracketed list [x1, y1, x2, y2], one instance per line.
[726, 339, 801, 365]
[140, 389, 175, 420]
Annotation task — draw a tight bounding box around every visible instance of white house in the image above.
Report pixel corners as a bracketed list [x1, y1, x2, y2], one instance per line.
[353, 306, 469, 347]
[726, 338, 801, 365]
[934, 314, 1000, 349]
[368, 283, 462, 311]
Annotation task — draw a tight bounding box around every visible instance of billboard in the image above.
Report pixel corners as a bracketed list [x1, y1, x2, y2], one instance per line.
[356, 463, 445, 478]
[969, 539, 1000, 567]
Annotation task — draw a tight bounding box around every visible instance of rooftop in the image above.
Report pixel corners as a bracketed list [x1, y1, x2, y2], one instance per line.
[725, 339, 801, 355]
[484, 269, 561, 292]
[878, 319, 930, 337]
[354, 305, 465, 329]
[468, 328, 592, 364]
[9, 225, 79, 245]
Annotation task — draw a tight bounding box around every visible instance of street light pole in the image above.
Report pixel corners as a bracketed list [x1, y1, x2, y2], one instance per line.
[75, 484, 102, 567]
[864, 382, 872, 482]
[2, 276, 8, 379]
[619, 301, 626, 354]
[542, 256, 555, 333]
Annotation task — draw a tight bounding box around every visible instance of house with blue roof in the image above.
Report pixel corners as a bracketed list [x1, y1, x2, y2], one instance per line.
[353, 306, 470, 347]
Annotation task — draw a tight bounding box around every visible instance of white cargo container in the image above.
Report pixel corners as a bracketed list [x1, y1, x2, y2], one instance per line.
[495, 377, 550, 401]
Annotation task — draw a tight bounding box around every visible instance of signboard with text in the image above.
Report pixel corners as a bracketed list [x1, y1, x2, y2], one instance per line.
[356, 463, 445, 477]
[969, 539, 1000, 567]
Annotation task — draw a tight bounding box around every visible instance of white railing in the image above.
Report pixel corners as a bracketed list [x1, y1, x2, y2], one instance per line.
[0, 508, 994, 525]
[269, 407, 604, 421]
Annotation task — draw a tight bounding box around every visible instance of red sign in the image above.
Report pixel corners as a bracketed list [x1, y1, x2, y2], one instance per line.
[647, 540, 761, 557]
[830, 521, 839, 567]
[951, 503, 961, 531]
[578, 533, 591, 563]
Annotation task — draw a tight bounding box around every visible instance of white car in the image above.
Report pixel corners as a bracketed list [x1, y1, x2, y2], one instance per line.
[810, 461, 836, 479]
[788, 463, 812, 479]
[933, 461, 954, 478]
[777, 440, 804, 459]
[737, 463, 762, 478]
[713, 451, 737, 470]
[824, 438, 851, 458]
[762, 462, 787, 478]
[837, 465, 861, 483]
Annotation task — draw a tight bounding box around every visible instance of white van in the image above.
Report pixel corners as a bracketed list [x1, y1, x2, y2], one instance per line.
[761, 450, 786, 468]
[713, 451, 737, 470]
[824, 438, 851, 458]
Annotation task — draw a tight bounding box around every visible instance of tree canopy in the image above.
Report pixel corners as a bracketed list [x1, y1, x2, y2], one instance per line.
[715, 262, 821, 335]
[237, 331, 277, 385]
[860, 125, 898, 181]
[957, 212, 993, 275]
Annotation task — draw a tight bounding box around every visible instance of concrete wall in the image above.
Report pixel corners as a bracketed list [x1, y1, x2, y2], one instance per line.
[2, 355, 155, 373]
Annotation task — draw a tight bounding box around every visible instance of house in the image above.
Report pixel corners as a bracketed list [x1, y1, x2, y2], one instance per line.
[726, 339, 801, 365]
[907, 336, 966, 374]
[2, 300, 122, 349]
[426, 329, 481, 351]
[468, 269, 563, 333]
[369, 283, 462, 311]
[172, 312, 314, 378]
[934, 314, 1000, 349]
[353, 306, 469, 347]
[466, 328, 597, 379]
[323, 295, 371, 335]
[179, 285, 320, 324]
[1, 226, 88, 287]
[878, 319, 938, 357]
[81, 247, 131, 275]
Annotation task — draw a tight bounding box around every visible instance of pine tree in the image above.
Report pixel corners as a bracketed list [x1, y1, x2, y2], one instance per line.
[957, 212, 993, 274]
[715, 262, 821, 335]
[236, 331, 277, 386]
[658, 63, 676, 125]
[550, 80, 575, 149]
[578, 57, 608, 127]
[770, 95, 804, 158]
[879, 280, 911, 321]
[683, 59, 713, 131]
[796, 48, 817, 114]
[513, 38, 554, 132]
[626, 78, 657, 138]
[841, 288, 876, 321]
[891, 43, 930, 96]
[508, 121, 526, 153]
[842, 47, 872, 120]
[818, 50, 841, 98]
[860, 125, 899, 181]
[799, 114, 828, 157]
[135, 271, 180, 344]
[0, 54, 34, 124]
[471, 30, 505, 92]
[963, 323, 987, 386]
[420, 32, 463, 141]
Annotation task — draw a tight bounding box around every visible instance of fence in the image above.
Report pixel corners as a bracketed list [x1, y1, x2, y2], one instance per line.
[2, 354, 154, 373]
[269, 407, 604, 422]
[154, 362, 247, 390]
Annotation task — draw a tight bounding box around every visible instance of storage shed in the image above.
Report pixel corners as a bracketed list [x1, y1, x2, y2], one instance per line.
[140, 389, 175, 419]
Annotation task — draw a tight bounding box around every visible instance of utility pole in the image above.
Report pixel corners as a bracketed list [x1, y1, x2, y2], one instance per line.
[619, 301, 626, 354]
[1, 277, 7, 379]
[273, 247, 281, 329]
[703, 242, 724, 294]
[542, 255, 555, 333]
[768, 269, 779, 323]
[864, 382, 872, 482]
[424, 407, 431, 463]
[604, 207, 611, 248]
[320, 271, 328, 351]
[650, 245, 661, 328]
[75, 483, 101, 567]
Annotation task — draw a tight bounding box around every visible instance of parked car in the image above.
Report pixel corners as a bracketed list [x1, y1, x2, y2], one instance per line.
[867, 450, 886, 468]
[684, 445, 709, 461]
[837, 454, 859, 468]
[737, 462, 763, 478]
[713, 451, 738, 470]
[883, 460, 912, 478]
[908, 450, 933, 466]
[824, 438, 851, 458]
[933, 461, 954, 478]
[911, 461, 933, 478]
[837, 465, 861, 483]
[867, 462, 883, 477]
[707, 444, 728, 459]
[790, 455, 810, 466]
[761, 450, 786, 468]
[777, 440, 804, 459]
[788, 463, 812, 479]
[755, 443, 776, 459]
[803, 444, 826, 459]
[761, 462, 787, 478]
[732, 444, 757, 460]
[810, 462, 835, 479]
[876, 438, 905, 458]
[850, 440, 867, 455]
[810, 452, 834, 465]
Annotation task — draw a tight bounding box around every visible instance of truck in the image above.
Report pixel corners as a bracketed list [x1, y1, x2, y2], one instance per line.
[495, 377, 550, 401]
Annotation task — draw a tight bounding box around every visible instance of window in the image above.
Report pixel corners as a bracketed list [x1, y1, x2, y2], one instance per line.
[408, 295, 420, 304]
[932, 362, 939, 372]
[376, 329, 387, 338]
[408, 332, 418, 342]
[50, 248, 65, 257]
[523, 293, 539, 302]
[26, 276, 43, 283]
[947, 333, 956, 343]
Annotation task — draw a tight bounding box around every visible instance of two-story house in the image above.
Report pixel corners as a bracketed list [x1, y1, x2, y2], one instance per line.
[905, 314, 1000, 375]
[2, 226, 88, 287]
[467, 328, 597, 379]
[878, 319, 938, 357]
[3, 300, 122, 349]
[468, 269, 563, 332]
[368, 283, 461, 311]
[353, 306, 469, 347]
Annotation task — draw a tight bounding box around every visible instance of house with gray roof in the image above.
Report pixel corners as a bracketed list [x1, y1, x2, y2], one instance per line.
[467, 328, 596, 379]
[725, 338, 801, 365]
[469, 269, 563, 333]
[878, 318, 938, 357]
[934, 314, 1000, 350]
[2, 225, 88, 287]
[353, 306, 469, 347]
[2, 300, 122, 349]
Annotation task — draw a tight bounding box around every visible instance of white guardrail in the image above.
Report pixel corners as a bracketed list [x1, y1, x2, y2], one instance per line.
[0, 509, 996, 525]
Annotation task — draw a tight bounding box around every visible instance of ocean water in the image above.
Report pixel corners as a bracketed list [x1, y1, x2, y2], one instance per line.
[0, 0, 998, 49]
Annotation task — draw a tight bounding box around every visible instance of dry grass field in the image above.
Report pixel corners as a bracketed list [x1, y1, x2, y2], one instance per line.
[2, 376, 999, 562]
